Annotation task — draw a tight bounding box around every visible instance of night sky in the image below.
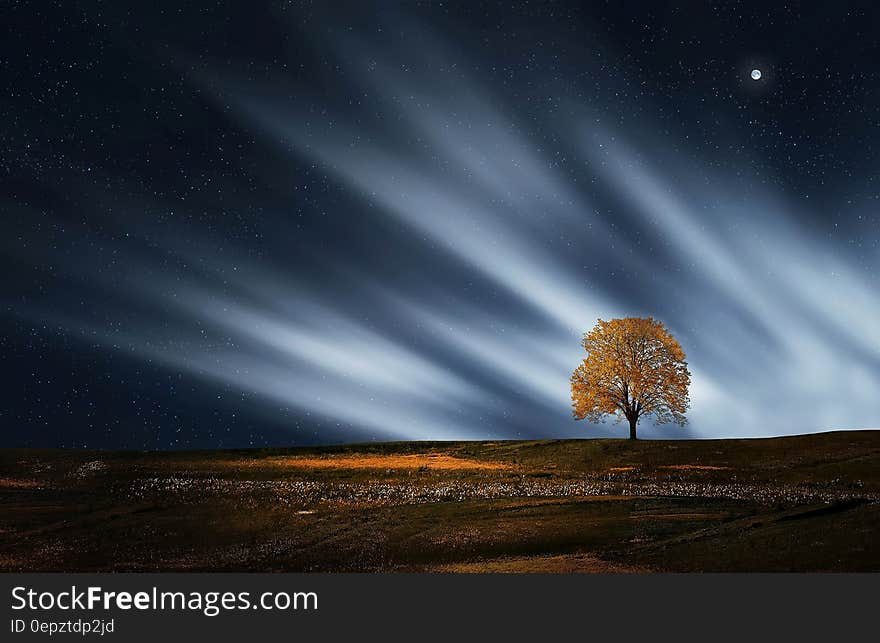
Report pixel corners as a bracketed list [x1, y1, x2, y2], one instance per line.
[2, 1, 879, 449]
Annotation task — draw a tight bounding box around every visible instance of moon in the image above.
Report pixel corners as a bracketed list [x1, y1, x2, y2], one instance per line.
[750, 68, 762, 81]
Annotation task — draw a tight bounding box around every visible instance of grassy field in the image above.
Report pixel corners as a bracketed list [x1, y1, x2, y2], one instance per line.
[1, 431, 878, 572]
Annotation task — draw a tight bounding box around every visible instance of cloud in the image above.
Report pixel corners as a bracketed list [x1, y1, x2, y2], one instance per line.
[4, 8, 877, 445]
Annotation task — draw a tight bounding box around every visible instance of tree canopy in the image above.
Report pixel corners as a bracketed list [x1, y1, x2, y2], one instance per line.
[570, 317, 690, 439]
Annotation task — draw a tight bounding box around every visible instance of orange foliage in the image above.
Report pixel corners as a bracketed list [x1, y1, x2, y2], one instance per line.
[570, 317, 690, 438]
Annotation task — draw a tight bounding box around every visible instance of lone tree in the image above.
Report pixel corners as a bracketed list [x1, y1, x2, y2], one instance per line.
[571, 317, 690, 439]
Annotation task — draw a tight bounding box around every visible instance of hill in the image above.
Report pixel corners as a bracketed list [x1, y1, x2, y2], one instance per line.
[1, 431, 878, 572]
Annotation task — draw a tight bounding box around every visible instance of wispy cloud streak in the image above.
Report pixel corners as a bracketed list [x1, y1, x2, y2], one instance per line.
[5, 8, 878, 445]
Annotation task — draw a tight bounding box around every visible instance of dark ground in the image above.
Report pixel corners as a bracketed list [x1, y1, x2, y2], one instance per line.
[1, 431, 878, 572]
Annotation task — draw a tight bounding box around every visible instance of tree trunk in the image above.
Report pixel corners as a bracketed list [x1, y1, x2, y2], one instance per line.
[628, 416, 638, 440]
